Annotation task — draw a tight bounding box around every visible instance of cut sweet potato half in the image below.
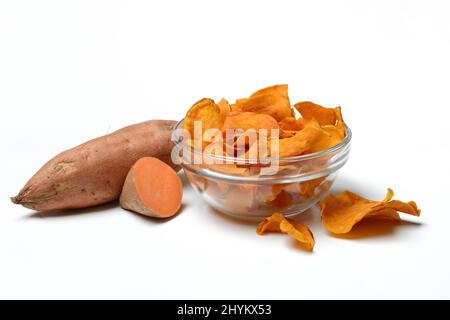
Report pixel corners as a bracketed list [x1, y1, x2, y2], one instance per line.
[120, 157, 183, 218]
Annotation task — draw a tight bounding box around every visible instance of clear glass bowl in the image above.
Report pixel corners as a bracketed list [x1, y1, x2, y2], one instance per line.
[173, 120, 352, 219]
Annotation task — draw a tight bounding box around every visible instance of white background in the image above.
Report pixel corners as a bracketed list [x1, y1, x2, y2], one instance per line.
[1, 0, 449, 299]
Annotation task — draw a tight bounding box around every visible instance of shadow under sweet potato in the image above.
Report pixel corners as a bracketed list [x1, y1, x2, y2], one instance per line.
[22, 201, 118, 219]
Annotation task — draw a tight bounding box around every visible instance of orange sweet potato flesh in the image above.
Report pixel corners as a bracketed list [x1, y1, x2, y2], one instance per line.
[120, 157, 183, 218]
[11, 120, 179, 211]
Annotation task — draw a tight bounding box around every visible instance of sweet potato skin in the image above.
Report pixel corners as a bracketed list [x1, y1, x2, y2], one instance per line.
[120, 166, 154, 216]
[11, 120, 178, 211]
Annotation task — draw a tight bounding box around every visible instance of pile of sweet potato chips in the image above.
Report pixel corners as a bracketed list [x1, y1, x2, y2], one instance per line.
[182, 84, 421, 252]
[182, 84, 347, 216]
[183, 84, 346, 159]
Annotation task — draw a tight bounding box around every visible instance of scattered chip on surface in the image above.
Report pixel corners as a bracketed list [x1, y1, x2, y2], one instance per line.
[257, 212, 315, 251]
[320, 188, 421, 234]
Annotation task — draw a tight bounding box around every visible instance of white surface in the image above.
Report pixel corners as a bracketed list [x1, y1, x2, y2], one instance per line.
[0, 0, 449, 299]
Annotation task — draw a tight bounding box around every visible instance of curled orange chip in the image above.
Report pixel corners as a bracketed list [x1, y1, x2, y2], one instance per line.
[257, 212, 315, 251]
[277, 120, 328, 157]
[254, 184, 284, 203]
[279, 129, 297, 139]
[306, 125, 342, 153]
[232, 85, 292, 121]
[208, 163, 249, 175]
[256, 212, 285, 233]
[286, 119, 344, 154]
[299, 177, 326, 198]
[321, 125, 344, 148]
[279, 117, 306, 131]
[334, 107, 346, 139]
[320, 188, 421, 234]
[203, 140, 226, 158]
[266, 190, 293, 208]
[279, 219, 315, 251]
[294, 101, 337, 126]
[250, 84, 289, 99]
[222, 111, 279, 133]
[183, 98, 224, 145]
[217, 98, 231, 118]
[244, 138, 270, 161]
[232, 95, 292, 122]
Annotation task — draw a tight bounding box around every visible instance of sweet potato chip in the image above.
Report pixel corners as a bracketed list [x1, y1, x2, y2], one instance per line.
[306, 126, 342, 153]
[208, 163, 249, 175]
[256, 212, 285, 233]
[231, 85, 292, 121]
[232, 94, 292, 122]
[233, 131, 257, 152]
[281, 119, 344, 154]
[299, 177, 326, 198]
[279, 130, 296, 139]
[320, 188, 421, 234]
[257, 212, 315, 251]
[277, 120, 328, 157]
[243, 138, 271, 162]
[267, 190, 293, 208]
[253, 184, 283, 203]
[184, 98, 224, 145]
[279, 219, 315, 251]
[294, 101, 337, 126]
[334, 107, 346, 139]
[203, 140, 226, 158]
[279, 117, 306, 131]
[222, 112, 279, 133]
[217, 98, 231, 118]
[321, 125, 344, 148]
[250, 84, 289, 99]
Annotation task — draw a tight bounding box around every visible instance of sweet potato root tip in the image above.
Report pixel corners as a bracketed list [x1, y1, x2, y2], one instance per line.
[10, 196, 20, 204]
[11, 120, 178, 212]
[120, 157, 183, 218]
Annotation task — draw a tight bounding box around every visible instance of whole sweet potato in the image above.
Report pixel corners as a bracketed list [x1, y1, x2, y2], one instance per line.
[11, 120, 178, 211]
